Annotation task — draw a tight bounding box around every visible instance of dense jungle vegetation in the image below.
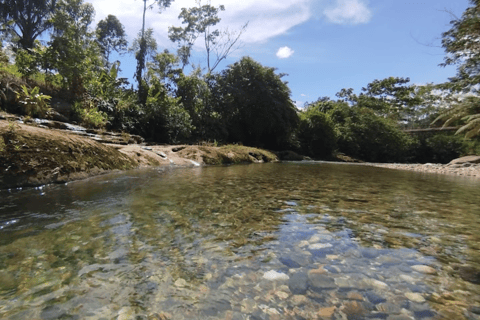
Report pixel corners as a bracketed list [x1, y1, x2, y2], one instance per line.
[1, 0, 480, 163]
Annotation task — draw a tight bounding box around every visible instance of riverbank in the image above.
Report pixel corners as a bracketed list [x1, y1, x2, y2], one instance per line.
[2, 117, 479, 189]
[364, 156, 480, 178]
[0, 119, 277, 189]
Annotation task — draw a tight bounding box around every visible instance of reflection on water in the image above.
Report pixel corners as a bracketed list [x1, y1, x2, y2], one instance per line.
[0, 162, 480, 319]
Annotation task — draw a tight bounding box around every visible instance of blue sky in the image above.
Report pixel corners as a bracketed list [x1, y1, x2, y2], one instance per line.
[88, 0, 470, 108]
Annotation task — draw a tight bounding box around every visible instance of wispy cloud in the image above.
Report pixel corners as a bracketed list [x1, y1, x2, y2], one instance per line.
[323, 0, 372, 25]
[276, 46, 294, 59]
[87, 0, 311, 48]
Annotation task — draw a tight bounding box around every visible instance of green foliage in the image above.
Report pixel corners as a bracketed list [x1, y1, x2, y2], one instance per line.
[86, 62, 128, 101]
[72, 100, 107, 129]
[141, 78, 193, 143]
[440, 0, 480, 91]
[95, 14, 128, 66]
[298, 103, 337, 159]
[216, 57, 298, 149]
[131, 28, 157, 103]
[433, 96, 480, 139]
[47, 0, 100, 99]
[336, 77, 423, 121]
[433, 2, 480, 139]
[134, 0, 174, 101]
[0, 0, 56, 49]
[328, 104, 413, 162]
[175, 71, 222, 140]
[15, 85, 51, 117]
[147, 49, 183, 95]
[408, 133, 468, 164]
[14, 47, 40, 78]
[168, 0, 247, 72]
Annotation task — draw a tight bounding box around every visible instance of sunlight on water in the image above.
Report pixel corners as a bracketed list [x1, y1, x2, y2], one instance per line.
[0, 162, 479, 319]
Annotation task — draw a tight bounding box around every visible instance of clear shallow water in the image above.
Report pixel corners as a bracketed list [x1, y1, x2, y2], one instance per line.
[0, 162, 479, 319]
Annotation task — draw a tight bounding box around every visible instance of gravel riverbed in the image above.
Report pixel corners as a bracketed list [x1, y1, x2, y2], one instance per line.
[364, 156, 480, 178]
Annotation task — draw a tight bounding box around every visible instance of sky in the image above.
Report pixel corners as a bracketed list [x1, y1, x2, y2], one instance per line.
[86, 0, 471, 108]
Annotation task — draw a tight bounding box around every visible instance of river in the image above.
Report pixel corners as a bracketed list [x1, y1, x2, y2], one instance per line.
[0, 162, 479, 319]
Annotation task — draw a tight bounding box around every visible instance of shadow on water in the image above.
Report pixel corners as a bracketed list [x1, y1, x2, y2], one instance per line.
[0, 162, 479, 319]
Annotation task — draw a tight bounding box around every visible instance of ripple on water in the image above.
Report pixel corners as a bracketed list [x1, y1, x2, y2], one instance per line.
[0, 162, 480, 319]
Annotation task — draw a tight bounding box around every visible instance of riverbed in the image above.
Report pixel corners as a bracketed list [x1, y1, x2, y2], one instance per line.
[0, 162, 479, 319]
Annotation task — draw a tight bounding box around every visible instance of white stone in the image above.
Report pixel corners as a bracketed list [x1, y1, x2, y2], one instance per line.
[411, 265, 436, 274]
[174, 278, 186, 287]
[405, 292, 425, 303]
[298, 240, 309, 248]
[308, 243, 333, 250]
[364, 278, 388, 289]
[263, 270, 289, 281]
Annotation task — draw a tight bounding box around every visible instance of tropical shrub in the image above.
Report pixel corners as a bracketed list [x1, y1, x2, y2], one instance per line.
[140, 79, 193, 143]
[72, 100, 107, 128]
[408, 133, 469, 164]
[298, 106, 337, 158]
[329, 104, 413, 162]
[15, 85, 51, 117]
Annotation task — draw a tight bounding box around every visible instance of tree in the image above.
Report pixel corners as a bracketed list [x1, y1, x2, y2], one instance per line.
[298, 103, 337, 159]
[434, 1, 480, 138]
[134, 0, 174, 104]
[336, 77, 423, 122]
[96, 15, 128, 66]
[47, 0, 99, 99]
[440, 0, 480, 91]
[130, 28, 158, 104]
[0, 0, 57, 50]
[168, 0, 247, 73]
[216, 56, 298, 149]
[327, 104, 413, 162]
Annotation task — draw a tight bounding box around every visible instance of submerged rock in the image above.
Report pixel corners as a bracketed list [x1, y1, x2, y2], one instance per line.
[411, 265, 436, 275]
[288, 272, 308, 294]
[263, 270, 289, 281]
[405, 292, 425, 303]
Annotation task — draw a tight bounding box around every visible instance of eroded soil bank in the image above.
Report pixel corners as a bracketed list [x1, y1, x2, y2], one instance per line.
[0, 120, 277, 189]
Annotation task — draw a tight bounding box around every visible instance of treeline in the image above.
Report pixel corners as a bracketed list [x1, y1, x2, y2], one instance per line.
[1, 0, 479, 163]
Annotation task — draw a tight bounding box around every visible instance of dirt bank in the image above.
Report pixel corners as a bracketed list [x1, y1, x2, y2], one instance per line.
[0, 119, 278, 189]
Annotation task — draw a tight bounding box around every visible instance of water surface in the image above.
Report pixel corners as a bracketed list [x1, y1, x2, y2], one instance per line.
[0, 162, 479, 319]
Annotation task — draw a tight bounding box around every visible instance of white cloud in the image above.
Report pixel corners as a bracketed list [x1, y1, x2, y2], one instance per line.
[294, 100, 304, 109]
[276, 46, 294, 59]
[87, 0, 312, 48]
[323, 0, 372, 25]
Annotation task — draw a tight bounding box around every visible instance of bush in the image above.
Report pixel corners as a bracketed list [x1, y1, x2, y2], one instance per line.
[329, 105, 413, 162]
[15, 85, 51, 117]
[298, 106, 337, 158]
[408, 133, 469, 164]
[140, 79, 193, 143]
[72, 100, 108, 129]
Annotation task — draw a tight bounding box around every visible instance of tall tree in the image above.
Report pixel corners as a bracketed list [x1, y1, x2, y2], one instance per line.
[168, 0, 247, 73]
[440, 0, 480, 91]
[96, 15, 128, 66]
[47, 0, 98, 98]
[217, 57, 298, 149]
[134, 0, 174, 104]
[0, 0, 57, 49]
[336, 77, 423, 122]
[435, 0, 480, 137]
